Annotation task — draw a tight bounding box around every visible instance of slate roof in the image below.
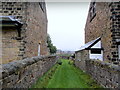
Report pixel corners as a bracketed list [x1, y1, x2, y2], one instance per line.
[0, 16, 15, 21]
[0, 16, 22, 22]
[0, 16, 23, 27]
[76, 37, 101, 52]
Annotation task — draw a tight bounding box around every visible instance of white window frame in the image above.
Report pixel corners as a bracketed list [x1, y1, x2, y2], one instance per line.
[89, 40, 103, 61]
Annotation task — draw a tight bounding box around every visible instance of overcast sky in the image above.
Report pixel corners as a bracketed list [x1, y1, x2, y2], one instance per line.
[46, 2, 90, 51]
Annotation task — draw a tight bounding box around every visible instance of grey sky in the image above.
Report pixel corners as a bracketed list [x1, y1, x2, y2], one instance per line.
[46, 2, 90, 51]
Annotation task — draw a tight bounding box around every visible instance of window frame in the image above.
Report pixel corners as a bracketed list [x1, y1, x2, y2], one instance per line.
[89, 2, 96, 22]
[90, 49, 102, 54]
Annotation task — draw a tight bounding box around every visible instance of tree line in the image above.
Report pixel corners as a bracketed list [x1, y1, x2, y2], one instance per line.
[47, 34, 57, 54]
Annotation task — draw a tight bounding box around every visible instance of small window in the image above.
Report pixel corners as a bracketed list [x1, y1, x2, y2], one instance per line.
[118, 45, 120, 59]
[90, 2, 96, 22]
[91, 49, 101, 54]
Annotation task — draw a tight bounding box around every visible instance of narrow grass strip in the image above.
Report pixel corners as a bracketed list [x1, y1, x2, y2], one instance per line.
[31, 63, 59, 88]
[31, 59, 103, 88]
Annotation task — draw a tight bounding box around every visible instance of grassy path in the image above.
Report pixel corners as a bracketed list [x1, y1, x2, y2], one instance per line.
[47, 59, 88, 88]
[32, 59, 102, 88]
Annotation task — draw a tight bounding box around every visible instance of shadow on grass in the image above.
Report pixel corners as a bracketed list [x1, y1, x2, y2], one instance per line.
[31, 59, 62, 88]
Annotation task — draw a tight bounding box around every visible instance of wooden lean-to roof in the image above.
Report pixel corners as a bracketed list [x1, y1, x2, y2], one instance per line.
[76, 37, 103, 53]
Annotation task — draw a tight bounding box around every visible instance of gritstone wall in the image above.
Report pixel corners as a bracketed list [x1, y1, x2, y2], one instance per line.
[0, 55, 57, 88]
[75, 59, 120, 88]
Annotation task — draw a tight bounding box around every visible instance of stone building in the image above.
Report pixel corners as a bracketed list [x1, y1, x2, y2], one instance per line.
[1, 16, 23, 64]
[76, 1, 120, 64]
[1, 2, 49, 64]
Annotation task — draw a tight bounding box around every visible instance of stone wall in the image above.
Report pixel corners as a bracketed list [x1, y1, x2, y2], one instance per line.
[0, 55, 57, 88]
[2, 28, 21, 64]
[75, 50, 89, 71]
[110, 2, 120, 62]
[1, 2, 26, 20]
[85, 2, 120, 63]
[75, 59, 120, 88]
[75, 60, 86, 72]
[24, 2, 48, 58]
[75, 50, 89, 61]
[1, 2, 49, 63]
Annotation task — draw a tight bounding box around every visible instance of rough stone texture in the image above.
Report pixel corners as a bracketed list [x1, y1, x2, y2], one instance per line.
[0, 55, 57, 88]
[75, 59, 120, 88]
[110, 2, 120, 63]
[1, 2, 26, 20]
[24, 2, 48, 58]
[75, 50, 89, 71]
[1, 2, 49, 64]
[75, 50, 89, 61]
[2, 28, 21, 64]
[85, 2, 120, 63]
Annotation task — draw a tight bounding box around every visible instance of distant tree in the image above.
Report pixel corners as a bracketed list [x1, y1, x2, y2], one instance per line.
[47, 34, 57, 54]
[50, 46, 57, 54]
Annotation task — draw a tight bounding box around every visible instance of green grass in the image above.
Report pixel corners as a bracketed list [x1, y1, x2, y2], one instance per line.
[31, 63, 59, 88]
[31, 59, 102, 88]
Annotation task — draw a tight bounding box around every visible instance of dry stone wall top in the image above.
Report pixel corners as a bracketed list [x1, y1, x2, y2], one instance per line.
[0, 55, 57, 88]
[75, 59, 120, 88]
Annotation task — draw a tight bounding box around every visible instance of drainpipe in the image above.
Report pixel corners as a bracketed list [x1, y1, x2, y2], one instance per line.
[14, 21, 23, 38]
[38, 42, 41, 56]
